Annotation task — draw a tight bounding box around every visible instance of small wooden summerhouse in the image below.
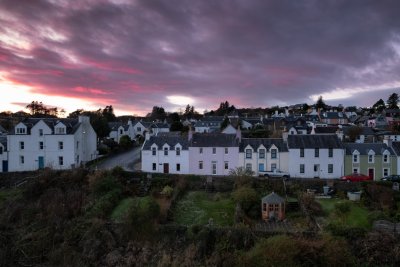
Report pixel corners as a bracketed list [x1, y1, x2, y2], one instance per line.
[261, 192, 285, 221]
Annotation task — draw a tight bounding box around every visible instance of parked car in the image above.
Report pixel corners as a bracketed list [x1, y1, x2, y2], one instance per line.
[381, 175, 400, 182]
[340, 173, 372, 182]
[259, 169, 290, 179]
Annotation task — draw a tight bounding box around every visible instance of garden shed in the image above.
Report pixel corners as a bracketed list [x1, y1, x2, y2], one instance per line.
[261, 192, 285, 221]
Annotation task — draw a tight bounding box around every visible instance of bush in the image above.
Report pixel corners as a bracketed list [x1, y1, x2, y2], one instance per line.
[119, 135, 133, 149]
[87, 188, 122, 218]
[89, 173, 122, 197]
[232, 187, 258, 213]
[161, 185, 174, 197]
[334, 202, 351, 215]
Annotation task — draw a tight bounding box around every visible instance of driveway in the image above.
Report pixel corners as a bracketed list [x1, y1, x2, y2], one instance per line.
[94, 146, 141, 171]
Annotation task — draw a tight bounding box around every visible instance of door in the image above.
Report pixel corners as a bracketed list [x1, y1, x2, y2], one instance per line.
[163, 163, 169, 174]
[314, 164, 320, 178]
[368, 168, 374, 180]
[259, 163, 264, 172]
[2, 160, 7, 172]
[38, 156, 44, 169]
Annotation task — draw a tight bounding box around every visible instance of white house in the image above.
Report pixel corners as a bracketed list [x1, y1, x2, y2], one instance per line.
[287, 135, 345, 179]
[150, 122, 170, 135]
[141, 133, 189, 174]
[7, 116, 97, 172]
[239, 138, 289, 176]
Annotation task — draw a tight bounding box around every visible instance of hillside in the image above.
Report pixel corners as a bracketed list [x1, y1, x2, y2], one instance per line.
[1, 168, 399, 266]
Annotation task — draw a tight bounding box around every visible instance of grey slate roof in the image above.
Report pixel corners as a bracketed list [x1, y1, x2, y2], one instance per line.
[108, 122, 125, 131]
[0, 125, 7, 134]
[324, 112, 347, 119]
[287, 134, 344, 149]
[344, 143, 394, 155]
[342, 126, 376, 136]
[151, 122, 170, 128]
[314, 126, 338, 134]
[142, 135, 189, 150]
[190, 133, 239, 147]
[239, 138, 288, 152]
[392, 142, 400, 156]
[262, 192, 285, 204]
[12, 118, 80, 135]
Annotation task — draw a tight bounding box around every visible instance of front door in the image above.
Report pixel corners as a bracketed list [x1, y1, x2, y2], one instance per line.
[2, 160, 7, 172]
[38, 156, 44, 169]
[163, 163, 169, 174]
[314, 164, 320, 178]
[368, 168, 374, 180]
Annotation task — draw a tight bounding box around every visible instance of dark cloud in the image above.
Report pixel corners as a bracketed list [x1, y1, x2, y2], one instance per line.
[0, 0, 399, 114]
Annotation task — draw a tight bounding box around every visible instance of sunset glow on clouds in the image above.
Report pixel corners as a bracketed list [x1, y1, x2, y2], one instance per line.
[0, 0, 399, 116]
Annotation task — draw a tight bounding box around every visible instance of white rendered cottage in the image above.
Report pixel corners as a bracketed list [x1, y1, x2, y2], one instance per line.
[287, 134, 345, 179]
[7, 116, 97, 172]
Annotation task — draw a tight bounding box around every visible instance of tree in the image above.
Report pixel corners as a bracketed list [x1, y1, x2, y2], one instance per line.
[372, 99, 386, 113]
[168, 112, 180, 122]
[315, 96, 327, 110]
[170, 121, 184, 131]
[387, 93, 399, 110]
[102, 105, 116, 122]
[220, 117, 230, 130]
[302, 103, 310, 112]
[347, 126, 363, 142]
[119, 135, 133, 149]
[26, 101, 59, 117]
[149, 106, 166, 121]
[229, 167, 254, 177]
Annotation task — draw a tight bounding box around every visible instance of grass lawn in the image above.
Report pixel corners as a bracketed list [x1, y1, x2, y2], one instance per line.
[0, 188, 22, 206]
[317, 198, 371, 229]
[111, 197, 135, 222]
[173, 191, 235, 227]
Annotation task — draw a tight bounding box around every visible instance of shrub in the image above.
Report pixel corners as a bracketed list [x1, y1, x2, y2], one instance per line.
[119, 135, 133, 149]
[161, 185, 174, 198]
[89, 173, 121, 197]
[232, 187, 258, 213]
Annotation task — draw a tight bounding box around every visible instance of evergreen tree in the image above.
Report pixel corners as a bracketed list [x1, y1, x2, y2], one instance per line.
[372, 99, 386, 113]
[315, 96, 326, 110]
[387, 93, 399, 109]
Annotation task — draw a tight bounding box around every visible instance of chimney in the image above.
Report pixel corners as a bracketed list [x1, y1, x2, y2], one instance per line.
[383, 135, 392, 147]
[145, 132, 150, 141]
[128, 119, 132, 126]
[285, 108, 289, 117]
[236, 126, 242, 142]
[188, 126, 194, 142]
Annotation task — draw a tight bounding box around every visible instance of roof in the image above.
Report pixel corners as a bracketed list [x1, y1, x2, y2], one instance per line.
[200, 116, 225, 122]
[142, 134, 189, 150]
[287, 134, 344, 149]
[190, 133, 239, 147]
[324, 112, 347, 119]
[0, 124, 7, 133]
[239, 138, 288, 152]
[342, 126, 376, 136]
[344, 143, 394, 155]
[12, 118, 81, 135]
[151, 122, 170, 128]
[108, 122, 125, 131]
[392, 142, 400, 156]
[313, 126, 338, 134]
[262, 192, 285, 204]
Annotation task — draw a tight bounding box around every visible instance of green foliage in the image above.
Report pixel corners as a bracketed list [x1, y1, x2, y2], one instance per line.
[90, 173, 122, 197]
[119, 135, 133, 149]
[229, 166, 254, 177]
[111, 197, 136, 222]
[87, 188, 122, 218]
[372, 98, 386, 113]
[334, 202, 351, 215]
[315, 95, 327, 110]
[161, 185, 174, 197]
[232, 186, 258, 213]
[387, 92, 399, 109]
[170, 121, 184, 131]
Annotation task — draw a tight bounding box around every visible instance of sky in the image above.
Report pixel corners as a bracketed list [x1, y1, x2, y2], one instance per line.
[0, 0, 399, 116]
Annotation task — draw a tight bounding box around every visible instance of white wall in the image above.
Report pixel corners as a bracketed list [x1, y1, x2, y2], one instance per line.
[141, 146, 189, 174]
[188, 147, 239, 175]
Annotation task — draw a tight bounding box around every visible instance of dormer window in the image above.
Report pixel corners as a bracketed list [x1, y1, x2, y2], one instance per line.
[164, 147, 168, 156]
[39, 129, 43, 136]
[383, 153, 389, 163]
[353, 153, 359, 163]
[152, 147, 157, 156]
[259, 149, 265, 159]
[271, 149, 277, 159]
[16, 128, 26, 134]
[55, 127, 65, 134]
[176, 147, 181, 156]
[245, 149, 252, 159]
[368, 150, 375, 163]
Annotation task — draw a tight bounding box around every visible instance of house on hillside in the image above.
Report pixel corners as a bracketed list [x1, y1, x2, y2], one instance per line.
[194, 116, 224, 133]
[287, 135, 345, 179]
[239, 138, 289, 176]
[7, 116, 97, 172]
[391, 142, 400, 175]
[188, 132, 240, 175]
[341, 127, 376, 143]
[141, 133, 189, 174]
[321, 112, 348, 125]
[343, 143, 397, 180]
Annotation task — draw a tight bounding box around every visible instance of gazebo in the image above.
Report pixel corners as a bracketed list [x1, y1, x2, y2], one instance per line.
[261, 192, 285, 221]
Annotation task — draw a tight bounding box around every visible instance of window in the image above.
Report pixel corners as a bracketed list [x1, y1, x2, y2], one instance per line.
[328, 148, 333, 157]
[199, 147, 203, 154]
[56, 127, 65, 134]
[353, 154, 358, 163]
[300, 164, 305, 174]
[58, 141, 63, 150]
[59, 156, 64, 166]
[176, 147, 180, 156]
[259, 149, 265, 159]
[259, 163, 264, 171]
[76, 141, 79, 149]
[300, 148, 304, 158]
[245, 149, 252, 159]
[271, 149, 277, 159]
[353, 168, 359, 174]
[328, 164, 333, 173]
[152, 147, 156, 156]
[199, 161, 203, 170]
[225, 162, 229, 170]
[212, 147, 216, 154]
[368, 154, 374, 163]
[315, 148, 319, 158]
[263, 203, 267, 211]
[39, 141, 44, 150]
[39, 129, 43, 136]
[152, 163, 156, 170]
[164, 147, 168, 156]
[20, 155, 24, 164]
[271, 163, 277, 171]
[225, 147, 228, 154]
[19, 141, 24, 150]
[119, 129, 123, 134]
[212, 161, 217, 175]
[314, 164, 319, 172]
[383, 168, 389, 176]
[176, 163, 181, 172]
[137, 127, 141, 132]
[246, 163, 252, 171]
[16, 128, 26, 134]
[383, 154, 389, 163]
[0, 147, 3, 154]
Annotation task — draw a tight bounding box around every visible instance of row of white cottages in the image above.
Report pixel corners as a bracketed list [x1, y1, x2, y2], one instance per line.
[0, 116, 98, 172]
[141, 130, 399, 179]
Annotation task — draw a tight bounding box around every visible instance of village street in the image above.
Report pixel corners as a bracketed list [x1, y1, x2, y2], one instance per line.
[93, 146, 141, 171]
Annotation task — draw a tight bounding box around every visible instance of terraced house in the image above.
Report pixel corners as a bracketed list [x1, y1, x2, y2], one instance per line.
[344, 143, 397, 180]
[239, 138, 289, 176]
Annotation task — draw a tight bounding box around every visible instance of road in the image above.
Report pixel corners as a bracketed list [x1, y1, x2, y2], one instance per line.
[93, 146, 141, 171]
